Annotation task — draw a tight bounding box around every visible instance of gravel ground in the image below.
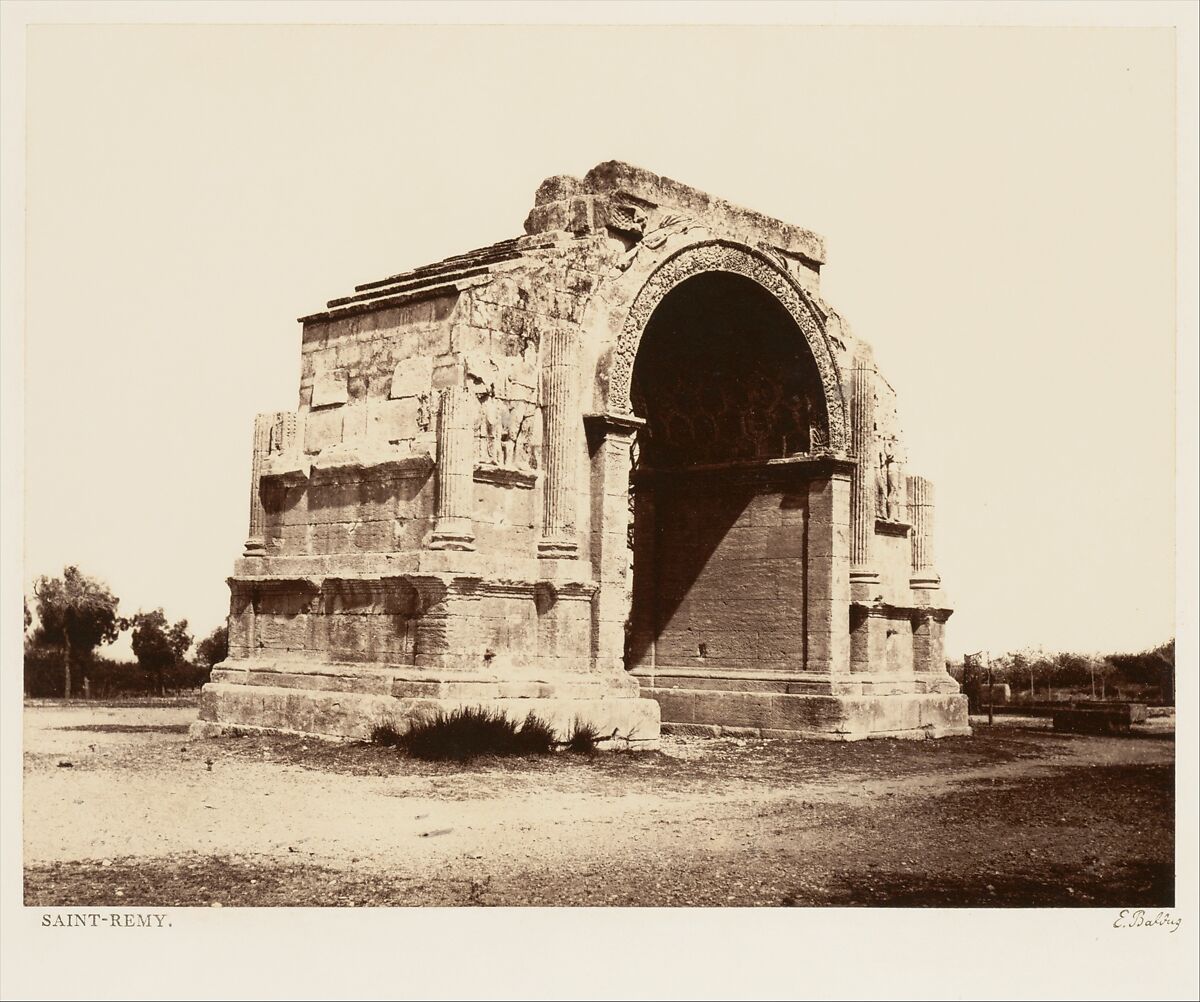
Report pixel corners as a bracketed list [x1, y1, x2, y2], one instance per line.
[23, 702, 1175, 907]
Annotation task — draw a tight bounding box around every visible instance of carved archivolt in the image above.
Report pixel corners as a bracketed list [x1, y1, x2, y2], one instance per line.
[610, 241, 848, 453]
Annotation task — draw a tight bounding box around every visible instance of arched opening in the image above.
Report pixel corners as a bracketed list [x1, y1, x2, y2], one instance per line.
[625, 271, 829, 675]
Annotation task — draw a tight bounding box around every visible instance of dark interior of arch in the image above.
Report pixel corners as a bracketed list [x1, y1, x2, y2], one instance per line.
[625, 271, 827, 675]
[629, 271, 827, 469]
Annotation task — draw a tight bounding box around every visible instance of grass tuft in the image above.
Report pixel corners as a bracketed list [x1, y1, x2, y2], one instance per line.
[369, 721, 405, 747]
[564, 718, 602, 755]
[371, 707, 556, 761]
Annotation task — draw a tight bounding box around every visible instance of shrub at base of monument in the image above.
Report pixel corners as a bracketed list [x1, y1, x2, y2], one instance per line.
[563, 718, 602, 755]
[368, 706, 601, 760]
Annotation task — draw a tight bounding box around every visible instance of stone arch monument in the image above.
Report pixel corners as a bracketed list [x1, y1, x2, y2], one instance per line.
[194, 161, 968, 745]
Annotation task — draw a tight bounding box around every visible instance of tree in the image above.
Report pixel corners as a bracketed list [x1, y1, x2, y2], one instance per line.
[1052, 651, 1093, 689]
[1110, 640, 1174, 691]
[130, 610, 192, 696]
[1011, 649, 1034, 700]
[195, 624, 229, 669]
[32, 566, 122, 698]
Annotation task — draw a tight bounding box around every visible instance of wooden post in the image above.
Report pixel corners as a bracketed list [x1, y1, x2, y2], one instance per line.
[986, 652, 993, 726]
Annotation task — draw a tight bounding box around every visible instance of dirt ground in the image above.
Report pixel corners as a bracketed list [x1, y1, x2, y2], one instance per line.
[23, 701, 1175, 907]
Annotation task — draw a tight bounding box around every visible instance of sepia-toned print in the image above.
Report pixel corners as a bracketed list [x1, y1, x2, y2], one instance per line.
[22, 156, 1175, 908]
[6, 12, 1191, 1002]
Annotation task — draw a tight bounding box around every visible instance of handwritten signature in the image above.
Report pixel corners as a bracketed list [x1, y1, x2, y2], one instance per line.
[1113, 909, 1181, 933]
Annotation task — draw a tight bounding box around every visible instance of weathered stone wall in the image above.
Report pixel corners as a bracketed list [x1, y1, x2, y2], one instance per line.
[300, 297, 455, 455]
[261, 462, 436, 559]
[629, 459, 852, 679]
[636, 486, 807, 674]
[874, 529, 916, 606]
[200, 159, 964, 744]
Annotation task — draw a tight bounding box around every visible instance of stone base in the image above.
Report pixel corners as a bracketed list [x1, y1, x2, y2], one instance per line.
[639, 678, 969, 741]
[191, 659, 660, 749]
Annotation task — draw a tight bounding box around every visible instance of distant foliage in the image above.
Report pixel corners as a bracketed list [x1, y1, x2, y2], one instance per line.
[24, 567, 220, 699]
[1107, 639, 1175, 685]
[23, 651, 209, 698]
[953, 639, 1174, 704]
[30, 566, 122, 697]
[130, 610, 193, 697]
[23, 647, 68, 698]
[195, 624, 229, 669]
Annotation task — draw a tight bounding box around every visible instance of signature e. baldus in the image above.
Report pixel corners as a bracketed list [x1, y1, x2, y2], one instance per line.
[1113, 909, 1182, 933]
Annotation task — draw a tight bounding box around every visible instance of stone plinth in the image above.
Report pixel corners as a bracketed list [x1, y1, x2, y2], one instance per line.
[643, 685, 970, 741]
[196, 663, 659, 747]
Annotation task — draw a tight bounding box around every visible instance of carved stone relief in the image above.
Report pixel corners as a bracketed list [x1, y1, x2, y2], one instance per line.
[875, 441, 905, 521]
[267, 412, 297, 456]
[416, 393, 432, 433]
[633, 360, 821, 468]
[477, 393, 539, 472]
[616, 209, 702, 272]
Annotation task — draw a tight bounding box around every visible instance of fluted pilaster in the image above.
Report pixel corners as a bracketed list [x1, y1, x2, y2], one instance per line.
[431, 385, 476, 550]
[849, 353, 878, 582]
[539, 328, 579, 558]
[244, 412, 276, 556]
[907, 474, 939, 588]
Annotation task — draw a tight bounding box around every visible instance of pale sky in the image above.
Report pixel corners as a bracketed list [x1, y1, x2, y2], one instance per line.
[19, 23, 1179, 659]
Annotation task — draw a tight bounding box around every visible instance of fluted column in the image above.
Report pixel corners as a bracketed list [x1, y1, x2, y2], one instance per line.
[849, 352, 878, 583]
[907, 474, 939, 589]
[431, 385, 476, 550]
[243, 413, 274, 556]
[539, 328, 579, 559]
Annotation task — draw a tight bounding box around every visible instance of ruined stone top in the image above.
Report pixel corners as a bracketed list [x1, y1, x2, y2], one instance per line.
[525, 160, 826, 266]
[298, 239, 523, 324]
[298, 160, 827, 325]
